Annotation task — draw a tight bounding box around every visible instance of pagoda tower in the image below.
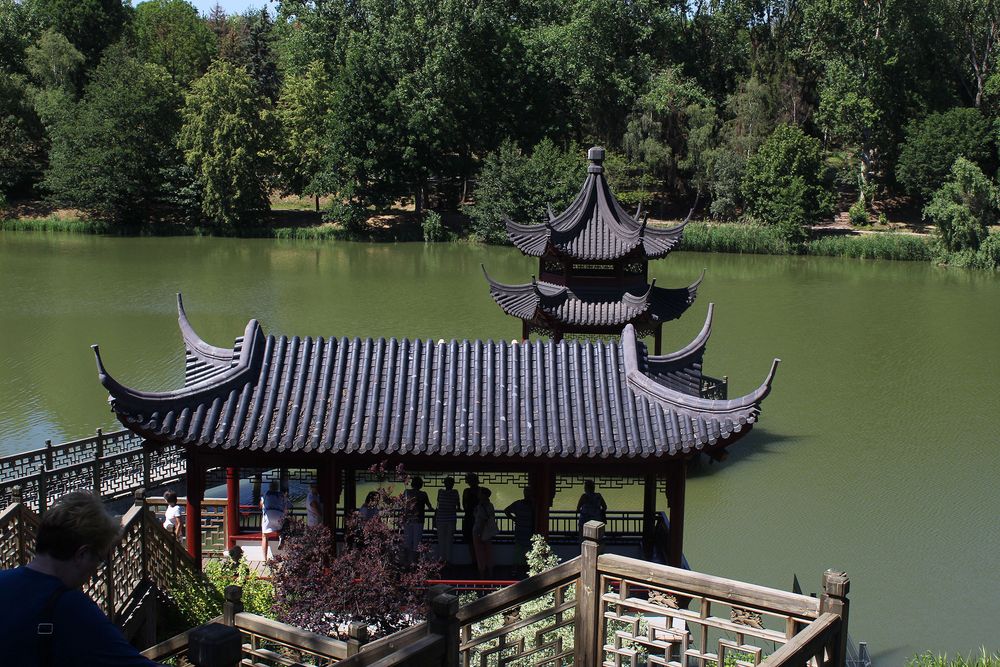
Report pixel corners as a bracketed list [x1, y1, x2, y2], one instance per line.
[483, 146, 701, 355]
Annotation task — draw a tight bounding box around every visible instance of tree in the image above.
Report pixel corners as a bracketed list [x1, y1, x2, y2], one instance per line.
[42, 45, 185, 225]
[622, 67, 718, 198]
[133, 0, 216, 86]
[275, 60, 332, 210]
[936, 0, 1000, 108]
[896, 108, 993, 201]
[0, 73, 46, 197]
[742, 124, 831, 240]
[0, 0, 43, 76]
[923, 157, 998, 251]
[467, 138, 584, 244]
[178, 61, 272, 230]
[30, 0, 132, 66]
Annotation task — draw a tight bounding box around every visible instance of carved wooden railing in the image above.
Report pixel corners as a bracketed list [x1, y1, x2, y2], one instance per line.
[0, 493, 39, 569]
[0, 428, 183, 511]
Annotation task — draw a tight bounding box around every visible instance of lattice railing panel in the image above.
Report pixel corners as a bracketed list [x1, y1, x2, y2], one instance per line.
[460, 580, 578, 666]
[43, 463, 96, 504]
[146, 498, 228, 555]
[0, 505, 38, 569]
[597, 573, 815, 667]
[109, 515, 146, 615]
[238, 629, 340, 666]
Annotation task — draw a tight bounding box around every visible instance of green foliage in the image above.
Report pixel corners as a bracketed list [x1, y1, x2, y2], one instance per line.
[0, 215, 104, 233]
[742, 124, 831, 241]
[203, 558, 275, 617]
[42, 46, 186, 225]
[275, 60, 332, 198]
[923, 157, 997, 252]
[907, 650, 1000, 667]
[680, 222, 798, 255]
[805, 232, 934, 261]
[0, 0, 43, 76]
[896, 108, 993, 201]
[179, 61, 272, 230]
[24, 28, 83, 92]
[0, 72, 45, 195]
[31, 0, 132, 66]
[134, 0, 216, 86]
[421, 210, 450, 242]
[467, 138, 584, 244]
[526, 534, 560, 577]
[848, 199, 868, 227]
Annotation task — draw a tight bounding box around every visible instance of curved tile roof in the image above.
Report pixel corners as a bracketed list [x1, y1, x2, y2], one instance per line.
[92, 297, 778, 459]
[483, 268, 702, 329]
[505, 147, 689, 261]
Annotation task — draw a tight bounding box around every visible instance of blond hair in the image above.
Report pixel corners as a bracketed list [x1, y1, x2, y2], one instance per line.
[36, 491, 122, 560]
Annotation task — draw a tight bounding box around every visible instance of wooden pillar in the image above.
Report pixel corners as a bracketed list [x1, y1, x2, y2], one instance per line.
[318, 460, 340, 553]
[343, 467, 357, 513]
[665, 460, 686, 568]
[185, 451, 204, 569]
[654, 325, 662, 356]
[574, 521, 604, 664]
[530, 465, 554, 536]
[225, 467, 240, 548]
[820, 570, 851, 667]
[521, 320, 528, 343]
[642, 474, 657, 560]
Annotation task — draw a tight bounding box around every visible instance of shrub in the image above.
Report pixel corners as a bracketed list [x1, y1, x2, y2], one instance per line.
[923, 157, 997, 252]
[421, 210, 449, 242]
[848, 199, 868, 226]
[467, 138, 584, 244]
[806, 232, 933, 261]
[679, 221, 798, 255]
[896, 107, 993, 201]
[203, 557, 275, 617]
[742, 124, 831, 241]
[907, 650, 1000, 667]
[270, 466, 441, 639]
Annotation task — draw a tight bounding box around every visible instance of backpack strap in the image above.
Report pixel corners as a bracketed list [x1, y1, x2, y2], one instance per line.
[37, 584, 68, 667]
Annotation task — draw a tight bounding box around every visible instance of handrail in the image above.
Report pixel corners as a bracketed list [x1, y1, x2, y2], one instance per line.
[141, 615, 224, 660]
[598, 552, 821, 618]
[761, 612, 842, 666]
[455, 555, 582, 624]
[235, 611, 349, 659]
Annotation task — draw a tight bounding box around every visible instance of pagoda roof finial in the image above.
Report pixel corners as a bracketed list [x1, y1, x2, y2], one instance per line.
[587, 146, 605, 173]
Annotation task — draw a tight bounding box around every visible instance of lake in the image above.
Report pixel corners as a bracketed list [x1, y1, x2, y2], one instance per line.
[1, 231, 998, 662]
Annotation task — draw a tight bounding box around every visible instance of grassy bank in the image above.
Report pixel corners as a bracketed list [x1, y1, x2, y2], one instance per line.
[908, 651, 1000, 667]
[1, 215, 108, 234]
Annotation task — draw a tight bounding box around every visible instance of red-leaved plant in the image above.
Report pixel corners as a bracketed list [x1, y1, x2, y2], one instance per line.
[269, 463, 442, 639]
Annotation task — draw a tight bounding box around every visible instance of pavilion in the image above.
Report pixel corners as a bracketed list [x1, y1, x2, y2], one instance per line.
[92, 294, 778, 569]
[483, 146, 701, 354]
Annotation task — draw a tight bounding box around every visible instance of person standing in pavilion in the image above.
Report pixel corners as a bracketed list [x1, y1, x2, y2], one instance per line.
[576, 479, 607, 537]
[504, 486, 534, 577]
[472, 487, 498, 578]
[435, 476, 459, 564]
[462, 473, 480, 568]
[402, 476, 433, 565]
[306, 482, 323, 529]
[261, 480, 289, 555]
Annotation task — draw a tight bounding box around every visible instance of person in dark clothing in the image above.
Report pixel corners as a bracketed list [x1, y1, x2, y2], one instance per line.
[0, 490, 163, 666]
[402, 476, 433, 565]
[461, 472, 480, 567]
[504, 486, 535, 576]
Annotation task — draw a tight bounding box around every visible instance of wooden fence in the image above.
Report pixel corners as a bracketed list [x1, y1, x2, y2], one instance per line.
[140, 522, 849, 667]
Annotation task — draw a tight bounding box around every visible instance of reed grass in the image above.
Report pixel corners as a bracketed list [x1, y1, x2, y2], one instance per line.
[0, 215, 108, 234]
[805, 232, 933, 261]
[908, 650, 1000, 667]
[678, 222, 797, 255]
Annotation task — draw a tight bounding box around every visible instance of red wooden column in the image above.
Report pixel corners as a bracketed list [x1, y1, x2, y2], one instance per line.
[665, 459, 687, 568]
[225, 467, 240, 549]
[185, 451, 204, 569]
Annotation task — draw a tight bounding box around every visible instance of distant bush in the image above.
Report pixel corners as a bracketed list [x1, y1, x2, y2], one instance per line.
[923, 157, 997, 252]
[806, 232, 933, 261]
[848, 199, 868, 226]
[679, 221, 798, 255]
[467, 138, 585, 244]
[742, 124, 831, 242]
[421, 210, 450, 242]
[896, 108, 993, 201]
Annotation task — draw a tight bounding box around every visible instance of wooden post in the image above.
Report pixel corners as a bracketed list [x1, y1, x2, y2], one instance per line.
[820, 570, 851, 667]
[93, 428, 104, 497]
[186, 452, 204, 569]
[11, 485, 24, 564]
[318, 461, 339, 553]
[225, 468, 240, 549]
[429, 593, 460, 667]
[223, 585, 244, 626]
[666, 460, 686, 568]
[188, 623, 242, 667]
[654, 326, 662, 356]
[346, 622, 369, 656]
[134, 488, 148, 584]
[574, 521, 604, 665]
[142, 446, 151, 491]
[530, 465, 553, 536]
[521, 321, 528, 343]
[642, 474, 657, 560]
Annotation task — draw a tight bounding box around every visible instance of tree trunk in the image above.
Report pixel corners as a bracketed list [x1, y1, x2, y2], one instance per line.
[314, 194, 319, 212]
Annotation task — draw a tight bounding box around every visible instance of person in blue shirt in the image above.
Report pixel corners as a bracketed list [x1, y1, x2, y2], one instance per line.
[0, 490, 162, 666]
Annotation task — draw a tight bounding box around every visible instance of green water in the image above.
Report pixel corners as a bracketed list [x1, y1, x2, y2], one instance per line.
[1, 231, 998, 661]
